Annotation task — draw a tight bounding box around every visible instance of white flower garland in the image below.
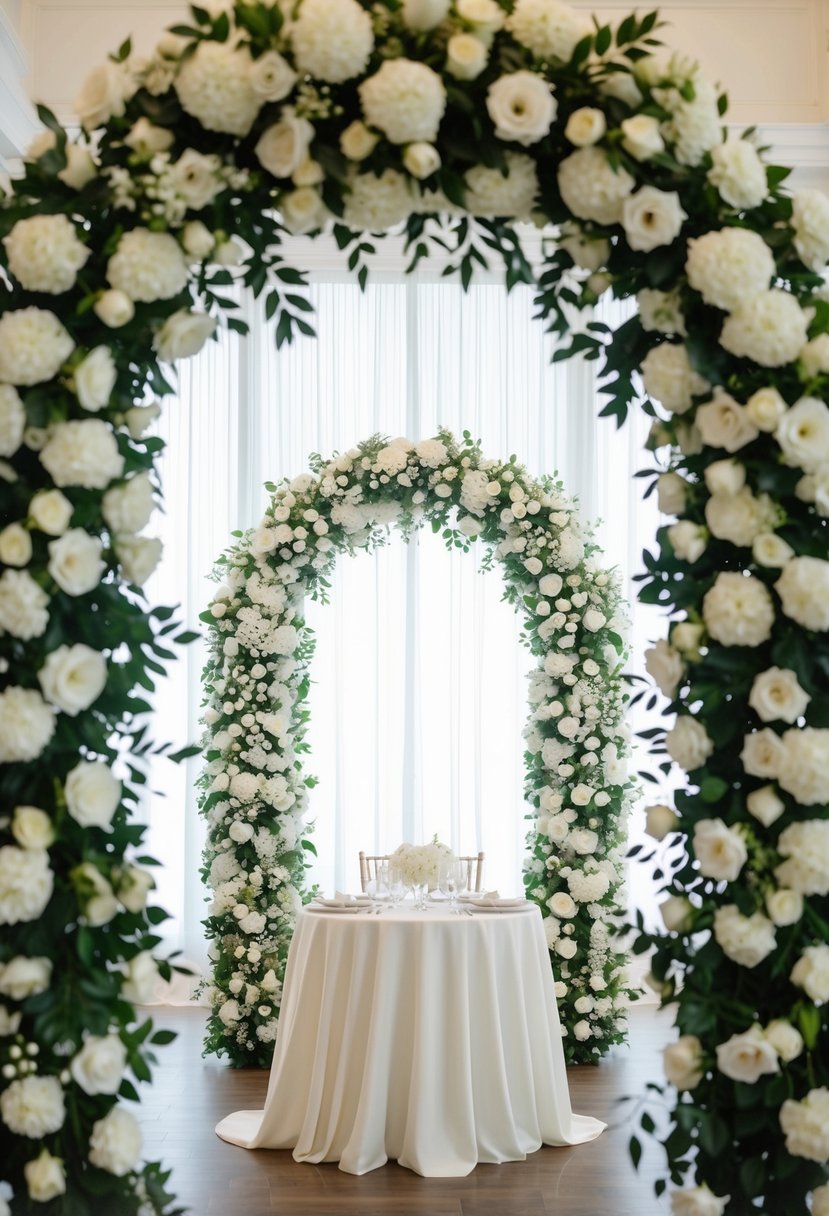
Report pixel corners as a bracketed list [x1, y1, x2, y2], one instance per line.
[198, 431, 635, 1065]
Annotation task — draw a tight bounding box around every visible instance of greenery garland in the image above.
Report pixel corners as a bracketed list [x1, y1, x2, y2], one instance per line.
[2, 0, 829, 1208]
[197, 429, 634, 1066]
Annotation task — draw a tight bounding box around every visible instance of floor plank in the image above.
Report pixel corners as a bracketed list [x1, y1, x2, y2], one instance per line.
[137, 1005, 672, 1216]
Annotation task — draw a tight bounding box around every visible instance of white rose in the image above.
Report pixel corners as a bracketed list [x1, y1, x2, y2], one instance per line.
[765, 888, 803, 927]
[123, 117, 174, 157]
[29, 489, 72, 537]
[281, 187, 326, 234]
[645, 803, 680, 840]
[557, 146, 634, 225]
[814, 1185, 829, 1216]
[780, 1088, 829, 1162]
[765, 1019, 803, 1062]
[47, 529, 104, 596]
[229, 821, 254, 844]
[38, 643, 107, 717]
[564, 107, 606, 147]
[740, 728, 783, 779]
[255, 112, 315, 178]
[0, 1076, 65, 1138]
[64, 760, 121, 829]
[582, 607, 606, 632]
[401, 0, 449, 29]
[75, 61, 128, 128]
[88, 1107, 143, 1176]
[656, 472, 687, 515]
[671, 621, 704, 659]
[555, 937, 577, 959]
[721, 290, 809, 368]
[622, 187, 687, 253]
[713, 904, 776, 968]
[116, 530, 162, 582]
[716, 1025, 778, 1084]
[116, 866, 155, 914]
[637, 288, 686, 336]
[667, 521, 706, 563]
[663, 1035, 703, 1089]
[776, 819, 829, 894]
[102, 473, 155, 536]
[40, 419, 124, 490]
[745, 386, 787, 432]
[703, 459, 745, 496]
[74, 346, 117, 413]
[620, 114, 664, 161]
[70, 1034, 127, 1095]
[753, 533, 794, 568]
[24, 1150, 66, 1203]
[748, 666, 810, 724]
[249, 49, 297, 101]
[0, 307, 74, 387]
[12, 806, 54, 850]
[456, 0, 504, 34]
[181, 222, 215, 261]
[446, 33, 489, 81]
[693, 818, 747, 882]
[792, 188, 829, 271]
[775, 556, 829, 631]
[745, 784, 784, 828]
[124, 402, 161, 440]
[549, 891, 577, 918]
[75, 863, 119, 926]
[704, 487, 774, 548]
[799, 333, 829, 378]
[702, 571, 774, 647]
[0, 955, 52, 999]
[644, 639, 684, 698]
[791, 944, 829, 1003]
[775, 397, 829, 472]
[0, 687, 56, 763]
[402, 142, 441, 180]
[339, 121, 378, 161]
[153, 310, 216, 362]
[660, 895, 694, 933]
[696, 390, 759, 453]
[121, 951, 160, 1003]
[640, 343, 709, 415]
[0, 523, 31, 568]
[708, 138, 768, 210]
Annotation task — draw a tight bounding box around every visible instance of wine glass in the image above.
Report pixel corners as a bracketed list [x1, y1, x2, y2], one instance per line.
[387, 863, 406, 907]
[439, 857, 464, 914]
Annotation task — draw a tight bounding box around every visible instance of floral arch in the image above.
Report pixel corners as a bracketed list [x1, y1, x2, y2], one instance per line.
[1, 0, 829, 1211]
[197, 430, 633, 1068]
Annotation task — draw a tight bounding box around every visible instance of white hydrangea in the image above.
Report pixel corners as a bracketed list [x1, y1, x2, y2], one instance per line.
[557, 147, 635, 226]
[720, 290, 809, 368]
[775, 556, 829, 632]
[102, 473, 155, 535]
[702, 571, 774, 648]
[792, 188, 829, 272]
[3, 215, 89, 295]
[707, 139, 768, 211]
[640, 343, 709, 415]
[175, 41, 260, 135]
[0, 308, 74, 387]
[40, 419, 124, 490]
[360, 59, 446, 146]
[658, 76, 721, 166]
[291, 0, 374, 84]
[0, 570, 49, 639]
[779, 1088, 829, 1162]
[0, 687, 56, 764]
[0, 1076, 65, 1138]
[685, 229, 775, 313]
[0, 385, 26, 457]
[106, 228, 188, 303]
[777, 728, 829, 806]
[344, 169, 414, 231]
[0, 846, 54, 924]
[506, 0, 591, 62]
[775, 820, 829, 894]
[463, 152, 539, 218]
[88, 1107, 142, 1176]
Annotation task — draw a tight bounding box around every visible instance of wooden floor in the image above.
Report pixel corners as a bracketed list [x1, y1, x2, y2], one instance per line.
[138, 1005, 672, 1216]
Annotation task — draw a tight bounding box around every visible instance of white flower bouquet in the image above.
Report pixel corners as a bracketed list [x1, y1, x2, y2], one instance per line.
[391, 840, 455, 890]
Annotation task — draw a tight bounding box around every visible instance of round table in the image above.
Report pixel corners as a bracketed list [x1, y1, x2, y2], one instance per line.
[215, 901, 604, 1177]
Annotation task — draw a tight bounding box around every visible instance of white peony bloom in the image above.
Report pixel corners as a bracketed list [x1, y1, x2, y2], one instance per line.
[776, 396, 829, 472]
[716, 1024, 778, 1084]
[644, 803, 680, 840]
[792, 188, 829, 271]
[40, 419, 124, 490]
[463, 152, 539, 218]
[107, 228, 188, 303]
[102, 473, 155, 536]
[0, 570, 49, 640]
[622, 187, 686, 253]
[696, 389, 759, 453]
[47, 529, 104, 596]
[693, 818, 747, 882]
[486, 71, 557, 146]
[344, 169, 414, 231]
[0, 955, 51, 999]
[121, 950, 160, 1003]
[24, 1150, 66, 1203]
[74, 346, 117, 413]
[776, 820, 829, 894]
[507, 0, 591, 61]
[765, 887, 803, 927]
[153, 310, 216, 362]
[708, 139, 768, 210]
[0, 687, 56, 763]
[685, 228, 774, 313]
[745, 785, 784, 828]
[644, 639, 684, 697]
[663, 1036, 703, 1090]
[75, 60, 129, 129]
[291, 0, 374, 83]
[0, 384, 26, 457]
[748, 667, 809, 724]
[740, 729, 783, 779]
[667, 521, 706, 563]
[666, 715, 713, 772]
[0, 1076, 65, 1138]
[38, 643, 106, 717]
[640, 343, 709, 415]
[791, 945, 829, 1005]
[29, 487, 73, 535]
[779, 1087, 829, 1162]
[720, 290, 809, 368]
[557, 147, 634, 226]
[776, 556, 829, 631]
[713, 904, 776, 968]
[88, 1107, 142, 1176]
[704, 487, 774, 548]
[65, 760, 121, 829]
[12, 806, 54, 850]
[70, 1034, 127, 1095]
[175, 41, 260, 135]
[703, 571, 773, 648]
[564, 107, 606, 147]
[255, 112, 315, 179]
[360, 59, 446, 145]
[0, 308, 74, 387]
[778, 727, 829, 805]
[3, 214, 89, 295]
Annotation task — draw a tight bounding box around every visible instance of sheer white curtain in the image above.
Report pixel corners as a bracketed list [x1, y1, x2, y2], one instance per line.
[141, 268, 660, 968]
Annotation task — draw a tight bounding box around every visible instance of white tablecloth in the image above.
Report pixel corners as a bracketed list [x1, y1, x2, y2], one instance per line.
[215, 903, 604, 1177]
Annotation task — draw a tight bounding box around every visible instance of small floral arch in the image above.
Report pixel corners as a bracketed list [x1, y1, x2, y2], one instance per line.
[197, 430, 634, 1067]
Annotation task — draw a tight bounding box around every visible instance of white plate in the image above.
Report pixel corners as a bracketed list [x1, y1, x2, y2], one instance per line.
[467, 901, 533, 913]
[309, 902, 371, 914]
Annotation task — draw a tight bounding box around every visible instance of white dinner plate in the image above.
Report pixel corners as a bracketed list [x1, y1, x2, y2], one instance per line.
[309, 902, 372, 914]
[466, 900, 533, 913]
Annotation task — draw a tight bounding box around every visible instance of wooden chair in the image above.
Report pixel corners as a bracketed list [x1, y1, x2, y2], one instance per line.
[358, 851, 484, 894]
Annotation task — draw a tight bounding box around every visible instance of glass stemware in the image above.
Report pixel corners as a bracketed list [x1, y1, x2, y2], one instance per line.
[438, 858, 465, 914]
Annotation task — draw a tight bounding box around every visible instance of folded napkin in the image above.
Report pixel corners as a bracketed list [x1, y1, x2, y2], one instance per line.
[317, 891, 371, 907]
[469, 891, 527, 908]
